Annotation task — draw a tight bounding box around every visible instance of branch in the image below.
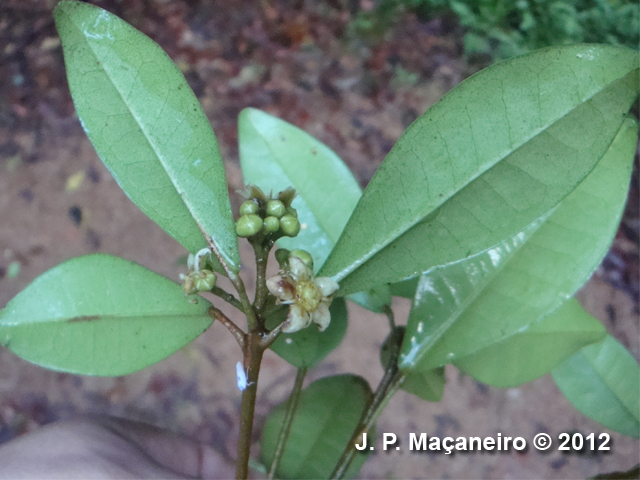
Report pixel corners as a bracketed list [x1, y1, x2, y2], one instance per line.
[208, 306, 245, 349]
[268, 366, 307, 479]
[211, 285, 243, 311]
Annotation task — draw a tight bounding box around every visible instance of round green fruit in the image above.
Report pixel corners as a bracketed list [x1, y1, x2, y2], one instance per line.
[236, 214, 263, 237]
[280, 214, 301, 237]
[239, 200, 259, 216]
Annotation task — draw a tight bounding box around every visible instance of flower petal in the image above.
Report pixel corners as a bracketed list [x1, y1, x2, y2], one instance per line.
[314, 277, 339, 297]
[311, 302, 331, 332]
[283, 304, 311, 333]
[267, 275, 295, 302]
[288, 257, 311, 282]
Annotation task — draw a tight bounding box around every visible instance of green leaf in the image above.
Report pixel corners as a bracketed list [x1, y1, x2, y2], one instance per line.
[347, 285, 392, 314]
[266, 298, 347, 368]
[261, 375, 372, 479]
[388, 277, 419, 299]
[238, 107, 390, 311]
[398, 116, 637, 372]
[454, 299, 606, 387]
[0, 254, 212, 376]
[553, 335, 640, 438]
[402, 367, 446, 402]
[54, 2, 239, 272]
[238, 107, 360, 269]
[319, 45, 639, 296]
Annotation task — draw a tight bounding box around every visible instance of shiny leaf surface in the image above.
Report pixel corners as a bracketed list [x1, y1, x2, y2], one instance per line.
[399, 117, 637, 371]
[55, 2, 239, 272]
[454, 299, 606, 387]
[261, 375, 372, 479]
[0, 254, 212, 376]
[553, 335, 639, 438]
[320, 45, 639, 296]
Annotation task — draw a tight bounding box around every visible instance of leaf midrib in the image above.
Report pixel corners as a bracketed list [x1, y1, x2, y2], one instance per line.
[328, 68, 637, 283]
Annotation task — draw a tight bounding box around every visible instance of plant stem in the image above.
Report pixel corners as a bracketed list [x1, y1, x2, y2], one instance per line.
[211, 285, 243, 311]
[330, 370, 405, 480]
[253, 242, 271, 312]
[330, 318, 405, 480]
[231, 274, 260, 331]
[236, 332, 265, 480]
[382, 304, 395, 330]
[208, 306, 245, 349]
[268, 366, 307, 480]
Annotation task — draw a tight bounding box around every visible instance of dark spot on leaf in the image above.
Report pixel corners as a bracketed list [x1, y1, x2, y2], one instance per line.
[68, 205, 82, 226]
[68, 315, 100, 323]
[311, 148, 317, 155]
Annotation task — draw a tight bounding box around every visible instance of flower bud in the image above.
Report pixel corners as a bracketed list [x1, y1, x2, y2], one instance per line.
[263, 216, 280, 233]
[266, 199, 286, 218]
[239, 200, 259, 216]
[194, 269, 217, 292]
[280, 214, 300, 237]
[182, 275, 197, 295]
[275, 248, 290, 269]
[236, 214, 263, 237]
[289, 249, 313, 270]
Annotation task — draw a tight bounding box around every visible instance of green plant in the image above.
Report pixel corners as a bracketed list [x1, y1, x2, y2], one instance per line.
[351, 0, 640, 60]
[1, 1, 639, 478]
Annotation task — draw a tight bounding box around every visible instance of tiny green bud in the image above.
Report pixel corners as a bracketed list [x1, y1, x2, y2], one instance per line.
[263, 216, 280, 233]
[239, 200, 259, 216]
[266, 199, 286, 218]
[280, 213, 300, 237]
[194, 269, 217, 292]
[182, 275, 197, 295]
[275, 248, 290, 268]
[236, 214, 263, 237]
[289, 249, 313, 270]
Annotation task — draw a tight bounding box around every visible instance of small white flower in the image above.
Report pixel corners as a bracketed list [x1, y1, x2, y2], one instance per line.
[266, 256, 339, 333]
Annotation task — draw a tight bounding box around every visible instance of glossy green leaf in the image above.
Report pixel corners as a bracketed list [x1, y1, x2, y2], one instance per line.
[266, 298, 347, 368]
[388, 277, 419, 299]
[553, 335, 639, 438]
[347, 285, 392, 313]
[238, 107, 390, 311]
[261, 375, 372, 479]
[401, 367, 446, 402]
[454, 299, 606, 387]
[319, 45, 639, 296]
[0, 254, 212, 376]
[54, 2, 239, 272]
[399, 116, 637, 372]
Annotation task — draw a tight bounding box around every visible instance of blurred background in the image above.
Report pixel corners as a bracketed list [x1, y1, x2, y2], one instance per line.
[0, 0, 638, 478]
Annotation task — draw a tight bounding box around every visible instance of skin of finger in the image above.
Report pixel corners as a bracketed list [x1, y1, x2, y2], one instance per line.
[98, 416, 236, 479]
[0, 418, 187, 479]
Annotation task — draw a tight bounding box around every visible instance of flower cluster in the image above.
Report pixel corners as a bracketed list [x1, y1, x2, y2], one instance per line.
[266, 254, 339, 333]
[235, 186, 300, 238]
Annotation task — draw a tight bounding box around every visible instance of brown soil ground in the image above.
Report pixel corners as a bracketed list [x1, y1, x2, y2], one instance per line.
[0, 1, 638, 478]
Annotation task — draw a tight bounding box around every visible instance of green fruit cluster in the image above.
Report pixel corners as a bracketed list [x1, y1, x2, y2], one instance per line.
[235, 187, 301, 238]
